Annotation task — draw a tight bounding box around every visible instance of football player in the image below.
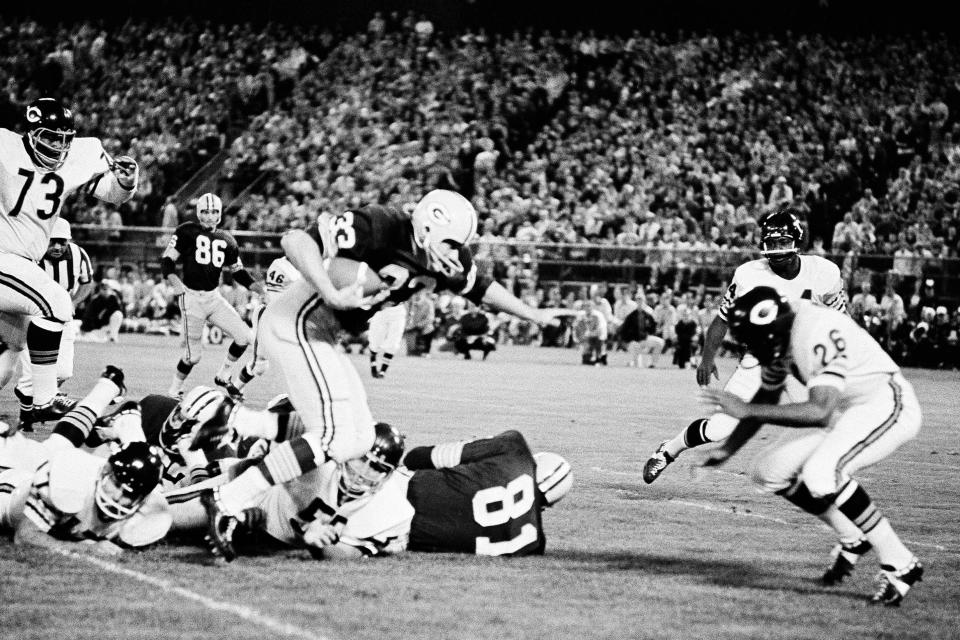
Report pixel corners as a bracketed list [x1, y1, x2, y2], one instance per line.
[161, 192, 266, 398]
[0, 367, 169, 554]
[14, 218, 94, 431]
[194, 189, 563, 559]
[700, 287, 923, 606]
[643, 207, 847, 483]
[366, 303, 407, 378]
[169, 424, 571, 562]
[0, 97, 137, 421]
[228, 255, 302, 396]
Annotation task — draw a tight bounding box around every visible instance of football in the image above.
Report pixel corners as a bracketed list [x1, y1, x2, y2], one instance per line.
[323, 256, 385, 297]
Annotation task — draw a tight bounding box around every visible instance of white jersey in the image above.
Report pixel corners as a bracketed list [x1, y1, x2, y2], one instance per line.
[261, 460, 412, 556]
[762, 301, 900, 406]
[719, 255, 846, 321]
[0, 129, 135, 260]
[265, 256, 301, 304]
[17, 448, 170, 547]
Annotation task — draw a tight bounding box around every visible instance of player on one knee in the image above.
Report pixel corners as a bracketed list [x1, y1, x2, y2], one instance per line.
[14, 219, 94, 431]
[642, 207, 848, 483]
[161, 193, 265, 399]
[0, 97, 137, 423]
[701, 287, 924, 606]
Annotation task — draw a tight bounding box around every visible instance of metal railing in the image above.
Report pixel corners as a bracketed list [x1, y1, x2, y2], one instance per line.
[72, 225, 960, 303]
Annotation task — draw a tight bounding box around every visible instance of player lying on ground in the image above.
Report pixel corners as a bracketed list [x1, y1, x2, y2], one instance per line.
[643, 208, 847, 483]
[193, 189, 568, 560]
[0, 367, 168, 555]
[160, 412, 571, 562]
[699, 286, 923, 606]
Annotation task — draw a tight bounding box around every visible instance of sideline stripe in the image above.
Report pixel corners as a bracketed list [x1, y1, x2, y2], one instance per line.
[47, 546, 334, 640]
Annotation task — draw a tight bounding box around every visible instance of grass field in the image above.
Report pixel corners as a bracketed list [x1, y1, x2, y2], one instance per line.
[1, 336, 958, 640]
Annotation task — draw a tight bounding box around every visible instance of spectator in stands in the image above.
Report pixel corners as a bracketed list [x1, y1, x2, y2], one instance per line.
[673, 307, 699, 369]
[621, 294, 663, 369]
[850, 280, 879, 327]
[77, 280, 123, 343]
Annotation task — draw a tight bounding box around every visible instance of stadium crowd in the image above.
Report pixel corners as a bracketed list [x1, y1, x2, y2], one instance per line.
[4, 13, 960, 369]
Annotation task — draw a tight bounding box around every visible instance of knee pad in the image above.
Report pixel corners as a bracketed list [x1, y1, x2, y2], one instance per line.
[800, 459, 838, 499]
[751, 455, 796, 494]
[703, 412, 738, 442]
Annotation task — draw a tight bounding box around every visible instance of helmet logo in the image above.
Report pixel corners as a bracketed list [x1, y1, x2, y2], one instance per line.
[26, 106, 41, 122]
[429, 205, 451, 226]
[749, 299, 779, 325]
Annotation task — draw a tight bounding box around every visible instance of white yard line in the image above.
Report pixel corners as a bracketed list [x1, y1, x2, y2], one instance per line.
[48, 546, 334, 640]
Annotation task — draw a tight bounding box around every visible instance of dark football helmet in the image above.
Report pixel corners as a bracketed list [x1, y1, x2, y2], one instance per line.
[95, 441, 163, 520]
[727, 286, 795, 365]
[338, 422, 405, 499]
[25, 97, 75, 172]
[758, 208, 805, 264]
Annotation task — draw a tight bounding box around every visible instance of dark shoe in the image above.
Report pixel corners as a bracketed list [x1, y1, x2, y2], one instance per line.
[214, 376, 244, 401]
[200, 489, 238, 562]
[101, 365, 126, 397]
[822, 539, 872, 586]
[31, 394, 78, 425]
[870, 559, 923, 606]
[16, 407, 34, 433]
[642, 441, 675, 484]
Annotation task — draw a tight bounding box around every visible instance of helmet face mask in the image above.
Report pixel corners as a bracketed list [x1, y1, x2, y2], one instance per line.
[95, 442, 162, 521]
[160, 386, 224, 456]
[411, 190, 478, 277]
[25, 98, 75, 172]
[758, 208, 804, 265]
[338, 422, 404, 499]
[196, 193, 223, 229]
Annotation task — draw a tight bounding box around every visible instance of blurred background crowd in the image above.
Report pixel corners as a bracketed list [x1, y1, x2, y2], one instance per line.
[2, 2, 959, 369]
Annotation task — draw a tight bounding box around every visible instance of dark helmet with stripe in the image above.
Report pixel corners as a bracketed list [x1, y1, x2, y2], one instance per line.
[534, 451, 573, 506]
[95, 442, 162, 520]
[25, 97, 75, 172]
[727, 286, 795, 365]
[339, 422, 405, 498]
[758, 207, 805, 265]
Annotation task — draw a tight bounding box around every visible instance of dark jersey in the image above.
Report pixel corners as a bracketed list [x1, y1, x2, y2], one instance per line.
[167, 221, 242, 292]
[403, 430, 546, 556]
[307, 205, 493, 333]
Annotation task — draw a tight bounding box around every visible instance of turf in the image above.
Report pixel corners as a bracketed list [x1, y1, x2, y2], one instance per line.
[1, 336, 957, 640]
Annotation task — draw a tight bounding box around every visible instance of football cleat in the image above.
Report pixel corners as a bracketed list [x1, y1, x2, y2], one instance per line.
[16, 408, 35, 433]
[30, 394, 78, 425]
[188, 395, 237, 451]
[100, 365, 126, 397]
[822, 539, 872, 586]
[642, 441, 675, 484]
[870, 559, 923, 606]
[200, 489, 237, 562]
[370, 365, 382, 379]
[213, 375, 244, 401]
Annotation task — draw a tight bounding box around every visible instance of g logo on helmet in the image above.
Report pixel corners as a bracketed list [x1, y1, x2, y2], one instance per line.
[749, 299, 779, 325]
[26, 106, 41, 123]
[429, 205, 451, 226]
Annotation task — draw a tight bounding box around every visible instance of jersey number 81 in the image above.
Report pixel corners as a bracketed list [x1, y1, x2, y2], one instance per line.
[471, 474, 538, 555]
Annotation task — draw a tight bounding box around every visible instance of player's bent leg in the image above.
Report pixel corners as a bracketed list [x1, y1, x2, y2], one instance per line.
[233, 305, 268, 393]
[799, 376, 923, 604]
[212, 298, 252, 386]
[44, 365, 126, 452]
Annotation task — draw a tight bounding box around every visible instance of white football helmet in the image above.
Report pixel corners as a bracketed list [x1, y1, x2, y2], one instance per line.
[160, 385, 228, 456]
[196, 193, 223, 229]
[411, 189, 478, 277]
[534, 451, 573, 506]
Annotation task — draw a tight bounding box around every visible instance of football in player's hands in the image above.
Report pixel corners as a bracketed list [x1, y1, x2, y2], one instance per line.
[322, 257, 385, 298]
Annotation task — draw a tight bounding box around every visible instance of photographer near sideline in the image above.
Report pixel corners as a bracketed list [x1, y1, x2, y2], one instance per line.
[77, 279, 124, 343]
[452, 300, 497, 360]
